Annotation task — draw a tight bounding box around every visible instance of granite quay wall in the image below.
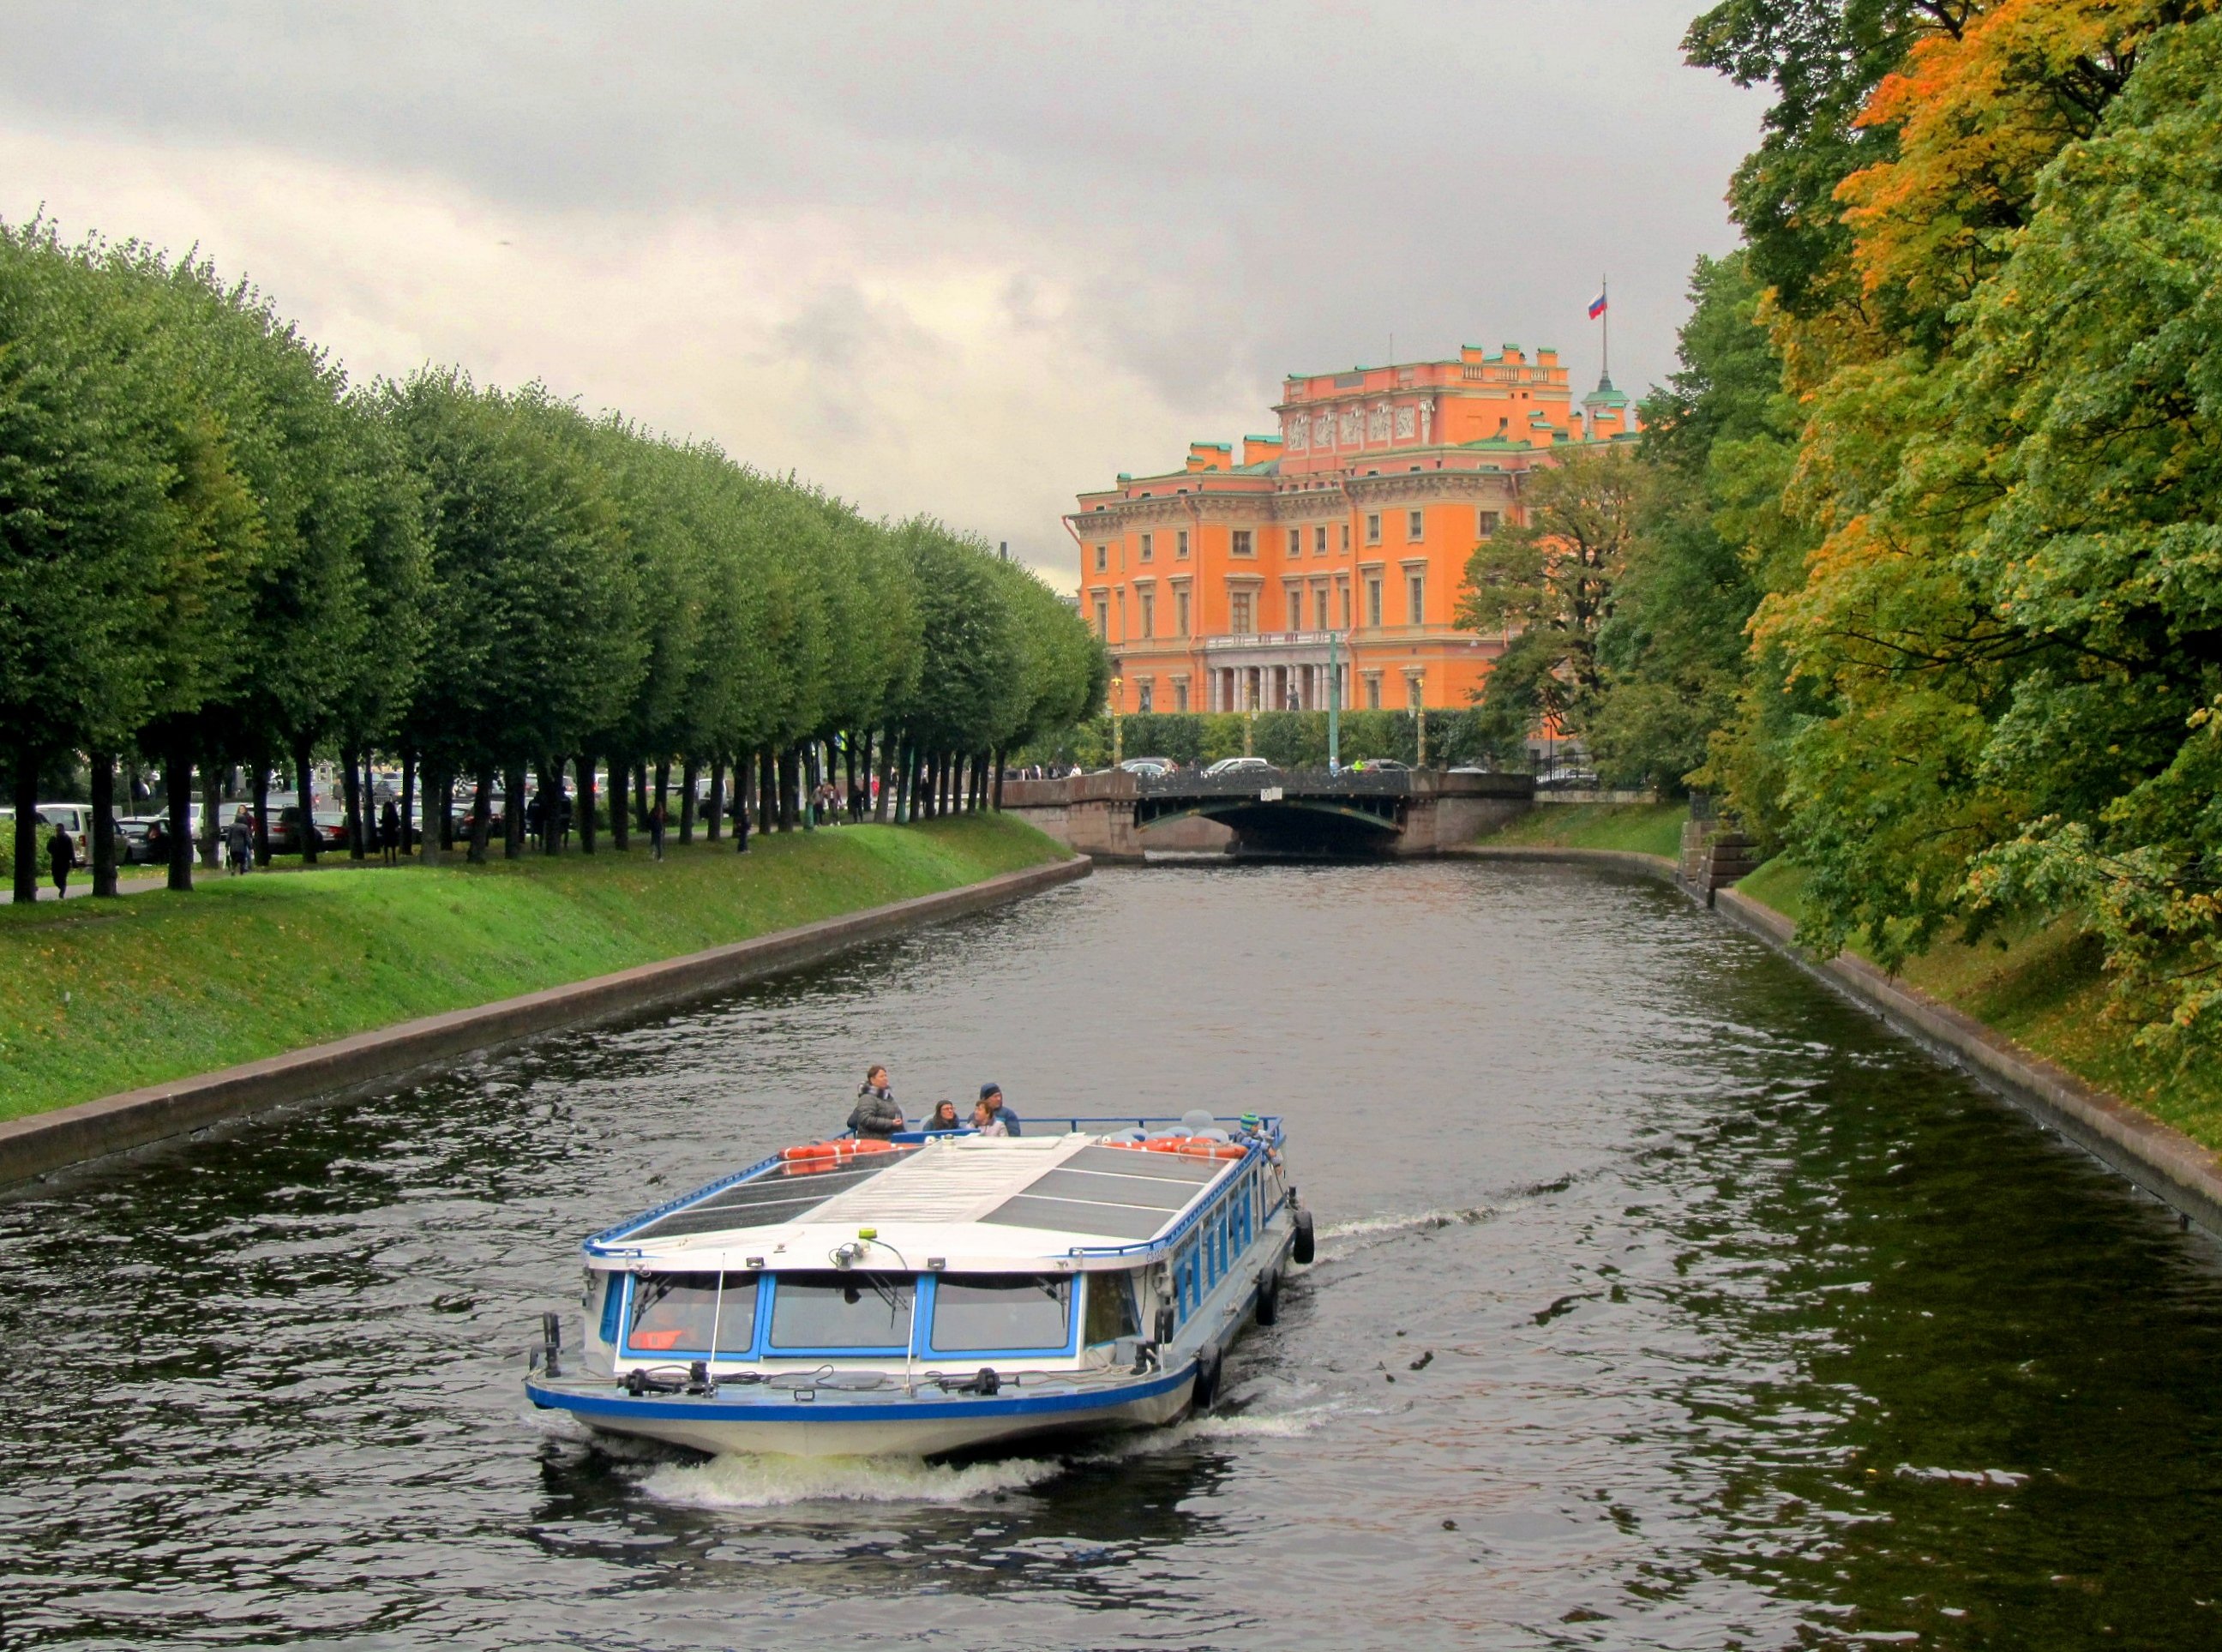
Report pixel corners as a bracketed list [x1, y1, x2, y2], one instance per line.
[0, 856, 1091, 1188]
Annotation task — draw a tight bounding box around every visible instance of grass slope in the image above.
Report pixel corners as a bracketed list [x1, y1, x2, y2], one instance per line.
[0, 817, 1066, 1122]
[1482, 801, 1688, 859]
[1736, 860, 2222, 1151]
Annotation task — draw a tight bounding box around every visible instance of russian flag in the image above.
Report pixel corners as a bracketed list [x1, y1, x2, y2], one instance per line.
[1588, 291, 1608, 320]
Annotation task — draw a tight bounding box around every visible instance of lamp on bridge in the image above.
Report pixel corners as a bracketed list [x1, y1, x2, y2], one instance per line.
[1108, 676, 1124, 768]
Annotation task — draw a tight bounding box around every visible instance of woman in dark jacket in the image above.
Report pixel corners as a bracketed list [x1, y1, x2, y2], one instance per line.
[846, 1065, 904, 1138]
[45, 826, 77, 897]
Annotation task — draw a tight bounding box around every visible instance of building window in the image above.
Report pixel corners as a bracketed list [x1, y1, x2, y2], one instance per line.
[1139, 589, 1155, 639]
[1138, 679, 1154, 712]
[1408, 572, 1426, 623]
[1180, 529, 1194, 558]
[1366, 576, 1383, 628]
[1365, 673, 1383, 710]
[1095, 544, 1108, 572]
[1285, 583, 1302, 630]
[1174, 676, 1189, 712]
[1366, 513, 1380, 544]
[1175, 586, 1191, 636]
[1140, 532, 1153, 562]
[1226, 529, 1244, 557]
[1477, 510, 1499, 539]
[1093, 596, 1109, 637]
[1313, 586, 1330, 629]
[1229, 590, 1255, 634]
[1338, 579, 1351, 628]
[1407, 509, 1424, 541]
[1313, 526, 1327, 556]
[1342, 522, 1350, 551]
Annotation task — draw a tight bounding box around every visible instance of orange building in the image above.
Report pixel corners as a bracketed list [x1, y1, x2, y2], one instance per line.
[1068, 343, 1635, 715]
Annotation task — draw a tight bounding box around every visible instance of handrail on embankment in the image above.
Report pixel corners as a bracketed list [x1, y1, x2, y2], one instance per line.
[1453, 842, 2222, 1238]
[0, 855, 1091, 1189]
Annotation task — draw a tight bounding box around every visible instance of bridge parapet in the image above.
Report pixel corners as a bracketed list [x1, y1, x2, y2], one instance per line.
[1000, 766, 1532, 860]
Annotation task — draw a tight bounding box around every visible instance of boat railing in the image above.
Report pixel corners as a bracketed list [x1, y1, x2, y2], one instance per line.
[885, 1114, 1284, 1144]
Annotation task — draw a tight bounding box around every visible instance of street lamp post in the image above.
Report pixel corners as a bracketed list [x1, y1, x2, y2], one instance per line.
[1416, 700, 1428, 770]
[1327, 628, 1342, 772]
[1109, 676, 1124, 769]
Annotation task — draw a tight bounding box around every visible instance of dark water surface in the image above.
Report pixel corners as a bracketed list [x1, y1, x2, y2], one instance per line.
[4, 862, 2221, 1650]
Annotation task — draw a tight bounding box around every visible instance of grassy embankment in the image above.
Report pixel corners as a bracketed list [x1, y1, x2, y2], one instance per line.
[1476, 803, 2222, 1150]
[1480, 800, 1689, 860]
[0, 816, 1067, 1122]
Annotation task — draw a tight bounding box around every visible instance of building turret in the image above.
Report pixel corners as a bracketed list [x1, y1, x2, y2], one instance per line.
[1582, 372, 1633, 440]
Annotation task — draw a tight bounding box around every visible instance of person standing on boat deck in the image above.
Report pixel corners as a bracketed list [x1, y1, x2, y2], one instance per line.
[977, 1084, 1022, 1137]
[849, 1066, 904, 1138]
[923, 1100, 962, 1133]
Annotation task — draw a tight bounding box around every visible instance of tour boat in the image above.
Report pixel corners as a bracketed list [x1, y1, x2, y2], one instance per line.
[524, 1110, 1315, 1458]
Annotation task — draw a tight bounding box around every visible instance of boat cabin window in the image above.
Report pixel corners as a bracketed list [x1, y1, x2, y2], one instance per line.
[625, 1271, 757, 1355]
[1083, 1271, 1141, 1345]
[929, 1274, 1072, 1353]
[769, 1271, 914, 1351]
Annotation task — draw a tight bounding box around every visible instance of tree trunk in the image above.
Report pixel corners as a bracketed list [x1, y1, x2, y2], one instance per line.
[342, 748, 365, 860]
[401, 754, 417, 857]
[734, 757, 752, 853]
[653, 759, 670, 846]
[634, 762, 650, 838]
[419, 761, 443, 865]
[801, 744, 817, 832]
[468, 765, 493, 863]
[610, 754, 629, 850]
[680, 756, 699, 844]
[876, 732, 895, 824]
[253, 761, 272, 867]
[12, 750, 39, 904]
[706, 756, 724, 842]
[992, 746, 1006, 812]
[197, 766, 220, 868]
[163, 736, 195, 892]
[773, 748, 796, 832]
[88, 750, 117, 897]
[579, 752, 598, 855]
[754, 748, 773, 834]
[290, 740, 316, 864]
[500, 764, 521, 859]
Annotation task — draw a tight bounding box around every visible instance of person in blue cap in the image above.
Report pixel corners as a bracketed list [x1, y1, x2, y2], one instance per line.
[975, 1083, 1022, 1137]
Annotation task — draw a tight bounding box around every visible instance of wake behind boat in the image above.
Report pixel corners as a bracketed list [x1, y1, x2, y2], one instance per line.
[525, 1110, 1315, 1458]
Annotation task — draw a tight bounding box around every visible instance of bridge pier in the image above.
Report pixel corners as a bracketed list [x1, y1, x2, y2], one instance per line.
[1000, 769, 1532, 862]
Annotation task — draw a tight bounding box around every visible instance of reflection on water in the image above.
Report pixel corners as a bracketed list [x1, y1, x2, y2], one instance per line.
[3, 861, 2221, 1649]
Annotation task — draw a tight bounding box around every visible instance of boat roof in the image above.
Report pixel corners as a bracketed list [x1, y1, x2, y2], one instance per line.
[587, 1132, 1254, 1271]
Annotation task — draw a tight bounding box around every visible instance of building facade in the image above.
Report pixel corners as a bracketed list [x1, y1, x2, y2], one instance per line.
[1069, 342, 1634, 716]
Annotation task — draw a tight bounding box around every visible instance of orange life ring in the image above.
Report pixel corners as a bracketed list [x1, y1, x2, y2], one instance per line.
[780, 1138, 898, 1164]
[1138, 1135, 1247, 1161]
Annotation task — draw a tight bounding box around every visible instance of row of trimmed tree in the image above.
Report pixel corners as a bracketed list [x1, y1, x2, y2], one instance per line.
[1, 220, 1107, 900]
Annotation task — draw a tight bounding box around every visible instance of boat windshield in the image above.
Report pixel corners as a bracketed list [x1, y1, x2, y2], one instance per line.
[930, 1274, 1072, 1353]
[626, 1271, 757, 1355]
[769, 1271, 914, 1351]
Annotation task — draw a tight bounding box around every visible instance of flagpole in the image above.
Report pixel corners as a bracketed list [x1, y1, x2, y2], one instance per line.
[1600, 273, 1610, 383]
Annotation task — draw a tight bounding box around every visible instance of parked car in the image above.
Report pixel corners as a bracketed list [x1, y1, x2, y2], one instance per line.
[1202, 756, 1279, 778]
[1348, 758, 1410, 773]
[269, 805, 350, 854]
[1120, 758, 1174, 778]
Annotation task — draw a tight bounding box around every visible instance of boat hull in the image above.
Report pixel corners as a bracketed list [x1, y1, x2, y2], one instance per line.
[528, 1364, 1198, 1458]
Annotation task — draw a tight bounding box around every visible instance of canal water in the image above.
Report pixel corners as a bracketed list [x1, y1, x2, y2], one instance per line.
[3, 862, 2220, 1649]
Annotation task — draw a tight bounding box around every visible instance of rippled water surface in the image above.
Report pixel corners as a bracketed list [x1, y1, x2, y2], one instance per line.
[5, 861, 2222, 1649]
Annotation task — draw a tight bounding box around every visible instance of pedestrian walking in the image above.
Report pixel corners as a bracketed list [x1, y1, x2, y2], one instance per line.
[45, 823, 77, 898]
[649, 800, 666, 862]
[379, 798, 400, 866]
[224, 808, 254, 875]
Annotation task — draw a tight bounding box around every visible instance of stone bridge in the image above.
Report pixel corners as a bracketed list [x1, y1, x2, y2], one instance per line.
[1000, 767, 1533, 862]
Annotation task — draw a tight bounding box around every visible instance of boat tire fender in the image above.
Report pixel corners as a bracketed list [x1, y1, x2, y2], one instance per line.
[1255, 1271, 1282, 1327]
[1192, 1344, 1223, 1411]
[1293, 1208, 1317, 1265]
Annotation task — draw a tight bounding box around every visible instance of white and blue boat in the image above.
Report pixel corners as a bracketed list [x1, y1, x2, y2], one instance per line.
[525, 1110, 1315, 1458]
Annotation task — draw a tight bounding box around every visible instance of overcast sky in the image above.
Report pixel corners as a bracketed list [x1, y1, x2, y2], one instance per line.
[0, 2, 1763, 577]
